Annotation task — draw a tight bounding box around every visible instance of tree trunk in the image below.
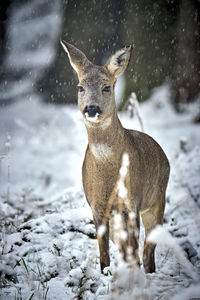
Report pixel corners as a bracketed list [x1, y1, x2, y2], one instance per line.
[171, 0, 200, 112]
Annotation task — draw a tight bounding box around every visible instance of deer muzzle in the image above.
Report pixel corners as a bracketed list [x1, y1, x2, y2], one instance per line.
[83, 105, 102, 120]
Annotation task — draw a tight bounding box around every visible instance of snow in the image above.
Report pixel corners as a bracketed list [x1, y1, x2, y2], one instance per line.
[97, 225, 107, 237]
[147, 225, 198, 282]
[0, 85, 200, 299]
[172, 285, 200, 300]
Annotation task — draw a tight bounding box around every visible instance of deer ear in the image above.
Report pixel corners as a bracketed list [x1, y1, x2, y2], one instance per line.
[60, 40, 89, 76]
[105, 45, 133, 78]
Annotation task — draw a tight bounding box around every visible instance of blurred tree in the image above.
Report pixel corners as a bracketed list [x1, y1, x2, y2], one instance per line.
[0, 1, 11, 80]
[1, 0, 199, 114]
[40, 0, 125, 104]
[120, 0, 180, 108]
[48, 0, 181, 108]
[171, 0, 200, 114]
[0, 0, 62, 105]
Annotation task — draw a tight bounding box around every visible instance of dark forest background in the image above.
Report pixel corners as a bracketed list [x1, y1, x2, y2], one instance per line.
[0, 0, 200, 117]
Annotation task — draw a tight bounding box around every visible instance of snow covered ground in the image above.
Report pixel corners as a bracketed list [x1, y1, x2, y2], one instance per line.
[0, 86, 200, 299]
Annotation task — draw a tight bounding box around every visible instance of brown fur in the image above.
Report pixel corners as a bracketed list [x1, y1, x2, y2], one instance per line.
[61, 40, 170, 273]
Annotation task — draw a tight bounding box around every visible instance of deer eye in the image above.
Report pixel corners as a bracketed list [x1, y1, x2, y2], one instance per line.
[102, 86, 111, 92]
[77, 86, 85, 92]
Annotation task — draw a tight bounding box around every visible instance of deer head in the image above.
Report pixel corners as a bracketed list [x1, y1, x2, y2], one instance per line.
[61, 41, 132, 127]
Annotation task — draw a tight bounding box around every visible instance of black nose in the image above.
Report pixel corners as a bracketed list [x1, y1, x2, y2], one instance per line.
[83, 105, 101, 117]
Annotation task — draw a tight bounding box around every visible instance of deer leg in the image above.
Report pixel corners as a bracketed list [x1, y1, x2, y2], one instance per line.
[94, 217, 110, 273]
[141, 197, 165, 273]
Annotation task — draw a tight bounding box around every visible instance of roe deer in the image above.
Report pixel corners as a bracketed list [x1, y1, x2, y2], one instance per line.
[61, 40, 170, 273]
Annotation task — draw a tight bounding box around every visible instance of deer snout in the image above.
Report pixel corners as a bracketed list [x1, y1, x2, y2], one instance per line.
[83, 105, 102, 118]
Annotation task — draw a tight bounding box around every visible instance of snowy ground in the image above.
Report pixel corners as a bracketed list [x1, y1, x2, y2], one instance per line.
[0, 86, 200, 299]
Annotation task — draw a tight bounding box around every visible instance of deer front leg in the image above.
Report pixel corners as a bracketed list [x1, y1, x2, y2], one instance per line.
[94, 216, 110, 273]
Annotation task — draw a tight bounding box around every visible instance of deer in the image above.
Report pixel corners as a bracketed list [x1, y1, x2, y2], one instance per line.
[61, 40, 170, 274]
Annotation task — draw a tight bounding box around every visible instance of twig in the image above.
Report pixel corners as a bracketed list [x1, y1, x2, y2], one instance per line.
[128, 92, 144, 132]
[5, 134, 11, 203]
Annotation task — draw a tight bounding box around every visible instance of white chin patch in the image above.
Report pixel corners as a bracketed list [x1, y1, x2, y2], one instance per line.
[85, 112, 99, 122]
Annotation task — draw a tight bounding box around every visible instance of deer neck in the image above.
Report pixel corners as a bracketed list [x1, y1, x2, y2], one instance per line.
[84, 111, 124, 161]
